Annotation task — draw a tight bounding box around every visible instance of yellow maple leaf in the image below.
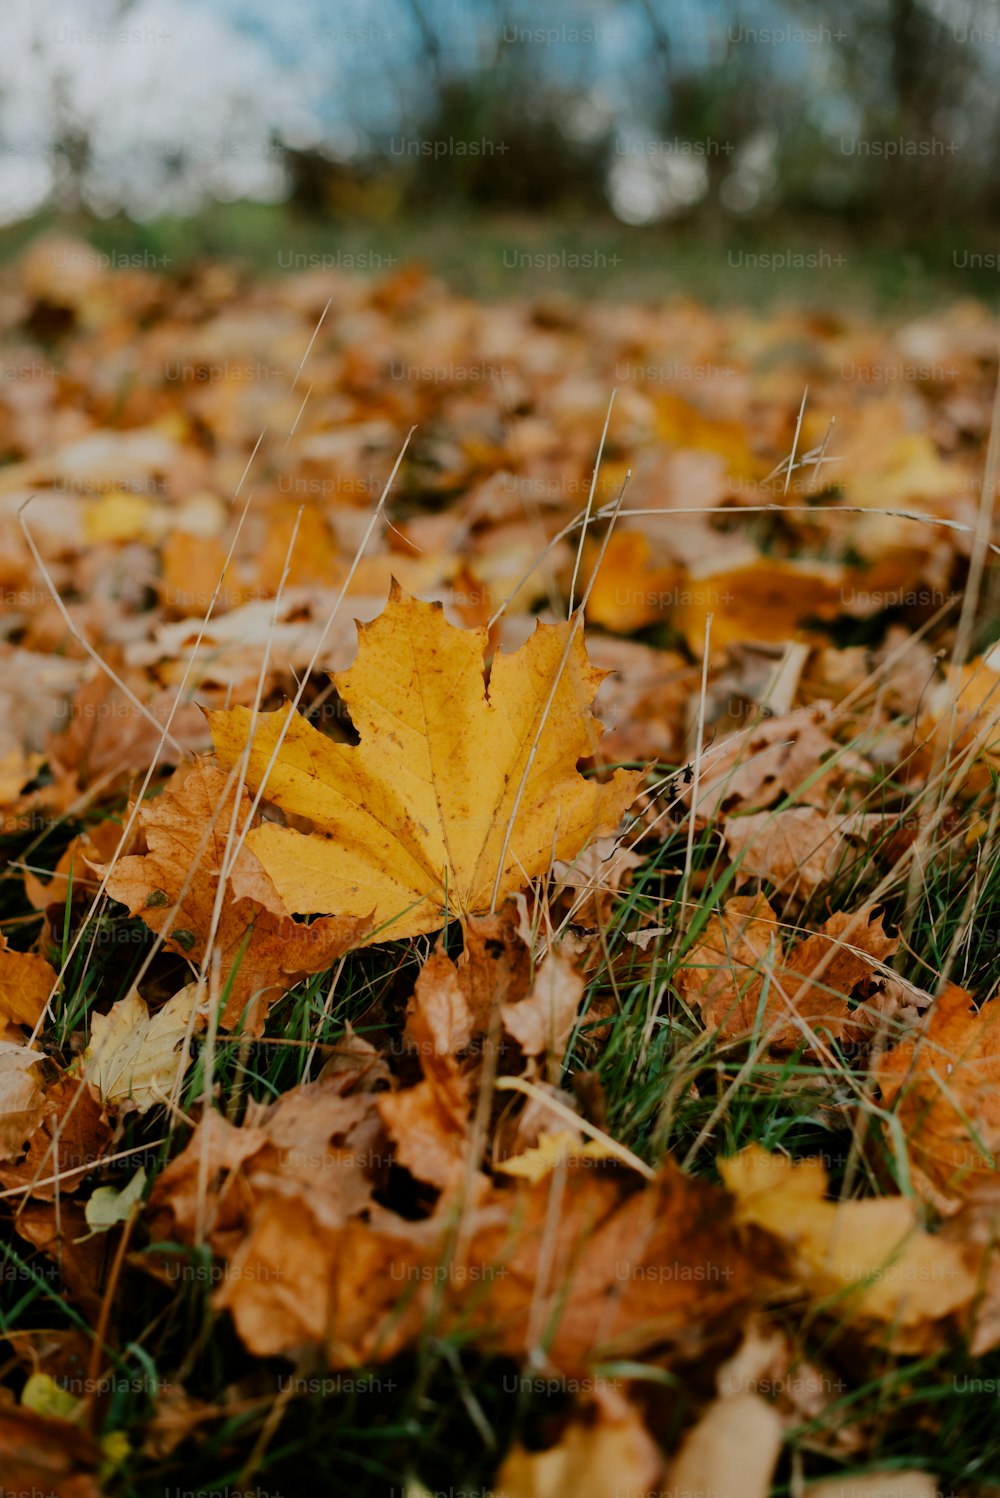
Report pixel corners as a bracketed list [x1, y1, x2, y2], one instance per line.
[209, 586, 641, 941]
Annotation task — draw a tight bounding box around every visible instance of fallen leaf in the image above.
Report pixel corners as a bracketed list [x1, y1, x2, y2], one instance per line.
[0, 1404, 103, 1498]
[678, 896, 897, 1048]
[82, 985, 196, 1114]
[584, 530, 680, 633]
[23, 821, 124, 913]
[15, 1198, 108, 1320]
[209, 586, 641, 941]
[496, 1130, 618, 1184]
[664, 1392, 783, 1498]
[501, 947, 585, 1068]
[720, 1145, 978, 1352]
[84, 488, 151, 544]
[723, 806, 856, 897]
[494, 1390, 662, 1497]
[21, 1371, 81, 1420]
[875, 984, 1000, 1214]
[460, 1161, 752, 1375]
[103, 760, 370, 1033]
[84, 1166, 146, 1233]
[686, 710, 871, 820]
[378, 950, 475, 1189]
[457, 905, 533, 1030]
[0, 1043, 49, 1161]
[0, 935, 57, 1030]
[0, 1072, 111, 1199]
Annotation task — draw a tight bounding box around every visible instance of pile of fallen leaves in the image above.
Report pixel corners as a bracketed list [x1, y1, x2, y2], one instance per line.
[2, 235, 1000, 1496]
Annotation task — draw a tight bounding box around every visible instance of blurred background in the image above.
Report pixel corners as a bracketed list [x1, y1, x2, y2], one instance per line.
[1, 0, 999, 304]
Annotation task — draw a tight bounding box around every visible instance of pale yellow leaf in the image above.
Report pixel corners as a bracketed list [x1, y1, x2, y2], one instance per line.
[85, 1167, 147, 1233]
[82, 985, 196, 1114]
[719, 1145, 977, 1349]
[665, 1393, 782, 1498]
[496, 1130, 617, 1185]
[494, 1391, 662, 1498]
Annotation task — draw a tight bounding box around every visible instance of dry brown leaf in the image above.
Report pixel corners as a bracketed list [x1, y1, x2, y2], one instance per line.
[0, 1043, 50, 1162]
[0, 935, 57, 1030]
[103, 759, 370, 1033]
[145, 1094, 751, 1375]
[677, 895, 897, 1048]
[23, 821, 125, 913]
[15, 1197, 109, 1321]
[501, 947, 584, 1068]
[459, 1162, 752, 1375]
[378, 949, 476, 1190]
[686, 710, 871, 820]
[0, 1073, 111, 1201]
[723, 806, 854, 897]
[47, 669, 209, 792]
[0, 1404, 104, 1498]
[876, 984, 1000, 1214]
[457, 905, 533, 1031]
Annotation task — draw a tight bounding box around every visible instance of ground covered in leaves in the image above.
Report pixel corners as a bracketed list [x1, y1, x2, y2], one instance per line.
[3, 237, 1000, 1496]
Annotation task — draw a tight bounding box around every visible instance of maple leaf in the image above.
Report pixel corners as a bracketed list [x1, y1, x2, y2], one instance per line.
[146, 1096, 751, 1373]
[0, 1072, 111, 1200]
[720, 1145, 977, 1352]
[723, 806, 857, 897]
[678, 895, 897, 1048]
[103, 760, 370, 1033]
[875, 984, 1000, 1214]
[208, 586, 641, 942]
[454, 1161, 752, 1375]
